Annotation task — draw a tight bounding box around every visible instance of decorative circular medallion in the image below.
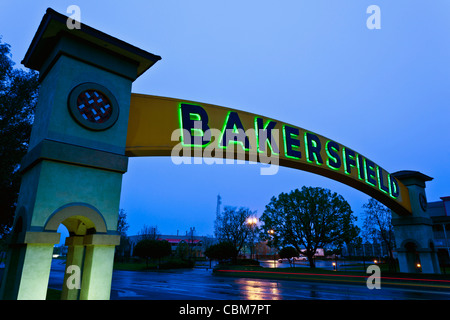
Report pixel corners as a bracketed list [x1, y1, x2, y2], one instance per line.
[76, 89, 113, 123]
[68, 83, 119, 131]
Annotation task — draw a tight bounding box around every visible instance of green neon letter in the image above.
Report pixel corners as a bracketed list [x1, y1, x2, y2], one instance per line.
[219, 111, 251, 151]
[305, 132, 323, 165]
[389, 175, 400, 199]
[377, 167, 390, 194]
[343, 147, 357, 175]
[357, 154, 366, 181]
[179, 103, 211, 147]
[283, 125, 301, 159]
[364, 159, 377, 187]
[326, 140, 341, 170]
[255, 117, 279, 155]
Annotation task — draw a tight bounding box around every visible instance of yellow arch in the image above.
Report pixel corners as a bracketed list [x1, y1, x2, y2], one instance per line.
[44, 203, 108, 235]
[126, 93, 412, 216]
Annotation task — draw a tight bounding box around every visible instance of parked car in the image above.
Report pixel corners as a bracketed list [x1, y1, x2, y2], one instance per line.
[278, 256, 307, 263]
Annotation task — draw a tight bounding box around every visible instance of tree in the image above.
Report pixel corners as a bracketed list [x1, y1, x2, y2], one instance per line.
[117, 209, 129, 237]
[204, 241, 237, 263]
[115, 209, 130, 260]
[0, 37, 39, 238]
[279, 246, 298, 267]
[361, 198, 396, 270]
[260, 186, 359, 268]
[176, 241, 189, 260]
[138, 224, 160, 240]
[186, 227, 196, 260]
[214, 206, 255, 262]
[133, 239, 171, 268]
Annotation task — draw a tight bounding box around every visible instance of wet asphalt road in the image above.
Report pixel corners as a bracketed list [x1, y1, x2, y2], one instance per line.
[47, 259, 450, 300]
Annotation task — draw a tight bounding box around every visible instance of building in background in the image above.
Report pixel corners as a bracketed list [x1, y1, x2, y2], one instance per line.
[128, 233, 217, 258]
[429, 197, 450, 267]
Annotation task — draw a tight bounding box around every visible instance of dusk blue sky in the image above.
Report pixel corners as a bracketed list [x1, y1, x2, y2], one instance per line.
[1, 1, 449, 238]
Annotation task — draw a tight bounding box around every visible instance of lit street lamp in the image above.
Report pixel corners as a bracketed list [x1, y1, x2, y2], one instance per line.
[268, 229, 276, 267]
[246, 217, 258, 260]
[247, 217, 258, 226]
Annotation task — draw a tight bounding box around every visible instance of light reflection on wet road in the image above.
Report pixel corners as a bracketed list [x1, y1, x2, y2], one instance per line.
[47, 260, 450, 300]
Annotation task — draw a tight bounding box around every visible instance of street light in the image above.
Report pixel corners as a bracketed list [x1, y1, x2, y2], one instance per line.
[268, 229, 276, 267]
[417, 263, 422, 272]
[246, 217, 258, 260]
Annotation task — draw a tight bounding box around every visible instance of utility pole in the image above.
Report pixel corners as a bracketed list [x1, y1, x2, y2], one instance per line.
[187, 227, 196, 260]
[216, 194, 222, 217]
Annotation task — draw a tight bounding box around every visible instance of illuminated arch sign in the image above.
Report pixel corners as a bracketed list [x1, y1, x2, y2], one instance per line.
[126, 94, 412, 216]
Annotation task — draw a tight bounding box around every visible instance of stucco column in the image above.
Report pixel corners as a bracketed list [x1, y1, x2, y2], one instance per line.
[395, 249, 414, 273]
[12, 232, 60, 300]
[419, 249, 440, 274]
[79, 234, 120, 300]
[392, 171, 440, 274]
[1, 8, 160, 300]
[61, 236, 85, 300]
